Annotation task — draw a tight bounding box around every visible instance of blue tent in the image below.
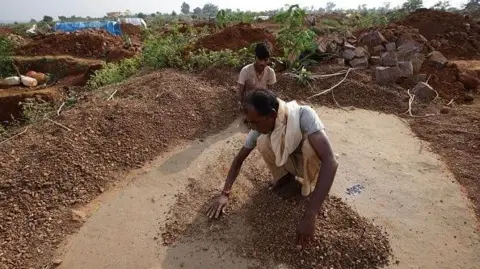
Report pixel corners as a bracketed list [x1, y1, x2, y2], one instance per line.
[54, 21, 122, 36]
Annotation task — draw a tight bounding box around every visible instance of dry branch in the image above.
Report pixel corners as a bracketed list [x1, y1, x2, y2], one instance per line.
[47, 118, 72, 131]
[107, 89, 118, 101]
[0, 127, 29, 145]
[56, 102, 66, 116]
[307, 68, 357, 99]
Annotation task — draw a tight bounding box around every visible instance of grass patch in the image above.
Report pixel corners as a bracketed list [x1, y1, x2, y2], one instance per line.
[0, 36, 14, 77]
[87, 56, 142, 89]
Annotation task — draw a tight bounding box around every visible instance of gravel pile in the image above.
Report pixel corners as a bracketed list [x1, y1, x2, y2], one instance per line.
[0, 69, 238, 268]
[161, 149, 393, 269]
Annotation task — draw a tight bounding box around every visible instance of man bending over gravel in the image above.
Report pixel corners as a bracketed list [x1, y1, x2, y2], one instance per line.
[207, 89, 339, 247]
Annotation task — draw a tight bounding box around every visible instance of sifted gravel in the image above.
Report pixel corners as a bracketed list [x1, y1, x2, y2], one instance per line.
[160, 148, 393, 269]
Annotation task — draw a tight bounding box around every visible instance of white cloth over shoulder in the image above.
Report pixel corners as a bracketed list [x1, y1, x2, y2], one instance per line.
[270, 99, 303, 167]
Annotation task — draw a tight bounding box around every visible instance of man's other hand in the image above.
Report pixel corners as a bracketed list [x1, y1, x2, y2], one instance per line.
[296, 214, 315, 247]
[206, 194, 229, 219]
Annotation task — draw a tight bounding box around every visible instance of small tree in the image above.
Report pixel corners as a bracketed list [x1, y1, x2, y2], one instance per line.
[137, 13, 147, 19]
[432, 1, 450, 10]
[402, 0, 423, 12]
[30, 18, 37, 23]
[171, 11, 177, 16]
[202, 3, 219, 16]
[326, 2, 336, 13]
[181, 2, 190, 14]
[193, 7, 202, 15]
[43, 15, 54, 23]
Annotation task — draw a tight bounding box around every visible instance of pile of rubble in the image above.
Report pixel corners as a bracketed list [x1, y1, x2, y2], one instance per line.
[397, 9, 480, 60]
[316, 24, 477, 102]
[15, 29, 140, 60]
[195, 23, 277, 53]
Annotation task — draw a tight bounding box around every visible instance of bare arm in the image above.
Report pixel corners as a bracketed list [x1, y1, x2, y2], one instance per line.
[305, 130, 338, 217]
[207, 146, 253, 219]
[237, 83, 246, 103]
[222, 146, 253, 192]
[296, 130, 339, 245]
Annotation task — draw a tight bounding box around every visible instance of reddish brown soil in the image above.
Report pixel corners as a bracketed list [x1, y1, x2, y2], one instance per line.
[0, 87, 61, 122]
[12, 56, 104, 83]
[0, 69, 238, 269]
[397, 9, 480, 60]
[15, 30, 136, 59]
[410, 102, 480, 216]
[120, 23, 142, 36]
[0, 27, 13, 35]
[195, 23, 277, 53]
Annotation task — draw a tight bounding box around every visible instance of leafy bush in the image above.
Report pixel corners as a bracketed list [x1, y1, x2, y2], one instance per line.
[186, 48, 253, 70]
[275, 5, 317, 68]
[87, 56, 142, 89]
[19, 97, 52, 122]
[142, 32, 190, 69]
[0, 36, 14, 77]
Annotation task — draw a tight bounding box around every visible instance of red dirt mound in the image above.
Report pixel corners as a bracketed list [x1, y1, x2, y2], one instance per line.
[15, 29, 137, 59]
[0, 27, 13, 35]
[120, 23, 142, 36]
[195, 23, 277, 53]
[397, 9, 480, 59]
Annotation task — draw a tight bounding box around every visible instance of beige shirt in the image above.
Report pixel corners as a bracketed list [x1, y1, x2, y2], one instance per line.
[237, 64, 276, 92]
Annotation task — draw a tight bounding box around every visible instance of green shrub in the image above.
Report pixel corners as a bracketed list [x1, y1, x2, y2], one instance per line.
[0, 36, 14, 77]
[87, 56, 142, 89]
[274, 5, 317, 68]
[186, 48, 253, 70]
[142, 32, 190, 69]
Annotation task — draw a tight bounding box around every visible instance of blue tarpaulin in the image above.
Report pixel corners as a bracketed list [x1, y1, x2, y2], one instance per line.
[54, 21, 122, 36]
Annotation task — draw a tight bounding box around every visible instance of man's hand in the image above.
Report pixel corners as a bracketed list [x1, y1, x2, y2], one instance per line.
[206, 194, 229, 219]
[296, 214, 316, 247]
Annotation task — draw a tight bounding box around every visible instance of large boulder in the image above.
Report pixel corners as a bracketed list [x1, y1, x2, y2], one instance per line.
[457, 72, 480, 90]
[412, 82, 437, 103]
[380, 51, 398, 67]
[410, 53, 426, 74]
[350, 57, 369, 68]
[357, 30, 387, 48]
[428, 51, 448, 69]
[354, 47, 369, 58]
[397, 40, 423, 61]
[398, 61, 414, 78]
[342, 49, 356, 60]
[385, 42, 396, 52]
[372, 45, 386, 55]
[375, 66, 402, 85]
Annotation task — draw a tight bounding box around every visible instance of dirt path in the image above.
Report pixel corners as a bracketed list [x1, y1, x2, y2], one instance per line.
[56, 107, 479, 269]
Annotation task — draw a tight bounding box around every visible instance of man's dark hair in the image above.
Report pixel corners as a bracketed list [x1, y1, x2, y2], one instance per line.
[255, 42, 271, 60]
[244, 89, 279, 116]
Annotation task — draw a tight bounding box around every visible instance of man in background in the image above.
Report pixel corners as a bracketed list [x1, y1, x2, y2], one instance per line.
[237, 43, 276, 105]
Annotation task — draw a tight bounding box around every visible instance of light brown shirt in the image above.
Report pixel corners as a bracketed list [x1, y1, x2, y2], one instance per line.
[237, 64, 276, 92]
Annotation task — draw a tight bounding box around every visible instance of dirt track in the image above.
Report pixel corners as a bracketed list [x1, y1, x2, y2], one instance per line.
[56, 110, 479, 269]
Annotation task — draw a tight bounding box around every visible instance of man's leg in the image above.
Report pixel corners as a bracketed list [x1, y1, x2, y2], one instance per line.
[299, 137, 322, 196]
[257, 134, 298, 186]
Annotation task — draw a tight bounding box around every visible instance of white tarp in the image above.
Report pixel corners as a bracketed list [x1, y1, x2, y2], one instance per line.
[118, 18, 147, 28]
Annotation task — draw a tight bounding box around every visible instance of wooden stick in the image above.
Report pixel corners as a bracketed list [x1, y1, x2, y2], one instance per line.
[331, 89, 348, 111]
[56, 102, 66, 116]
[312, 70, 348, 79]
[107, 89, 118, 101]
[307, 68, 357, 99]
[47, 118, 72, 131]
[403, 89, 435, 118]
[0, 127, 29, 145]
